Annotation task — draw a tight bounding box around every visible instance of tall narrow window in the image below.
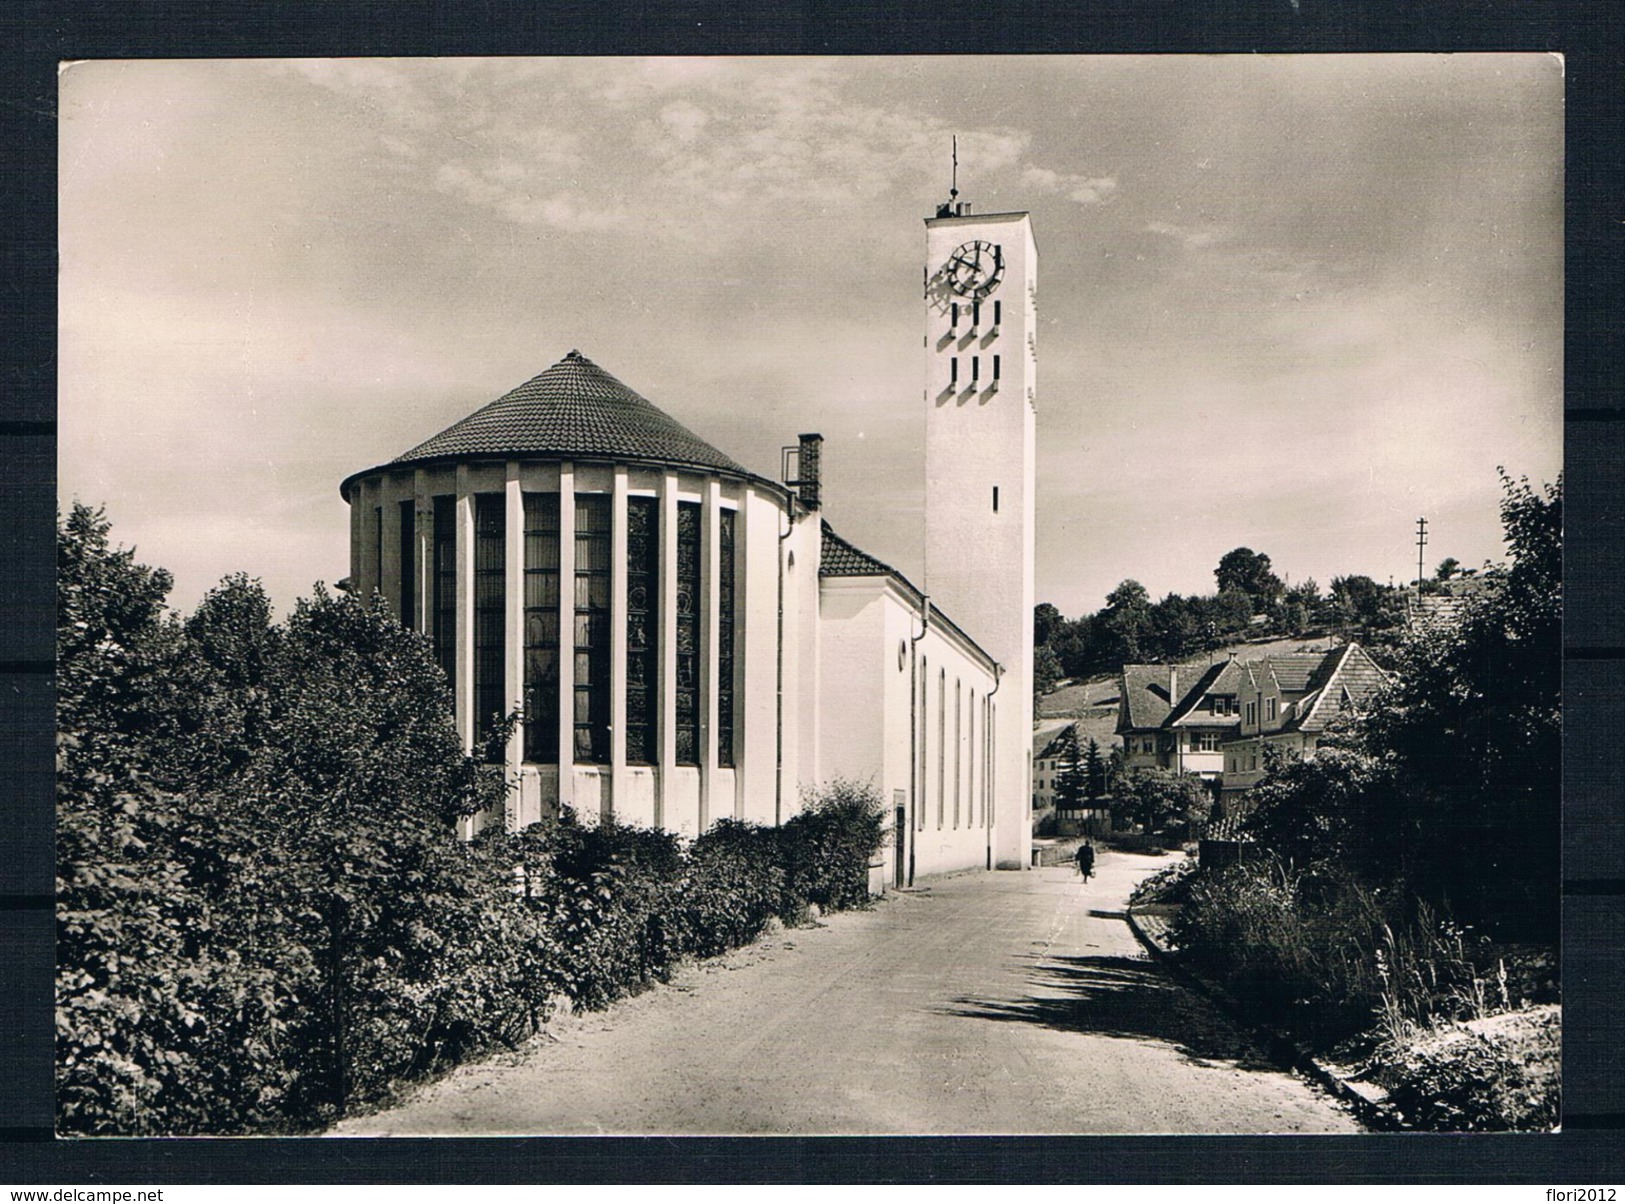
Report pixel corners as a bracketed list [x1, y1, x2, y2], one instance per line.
[969, 689, 976, 828]
[972, 300, 981, 328]
[993, 299, 1001, 327]
[398, 500, 415, 631]
[950, 356, 958, 387]
[950, 303, 959, 331]
[954, 680, 962, 828]
[574, 494, 611, 764]
[373, 507, 383, 598]
[937, 667, 946, 829]
[972, 355, 980, 382]
[993, 354, 1001, 381]
[675, 501, 701, 765]
[625, 496, 659, 765]
[992, 485, 1000, 513]
[432, 495, 456, 684]
[473, 493, 506, 751]
[918, 657, 928, 830]
[523, 492, 560, 763]
[717, 508, 737, 767]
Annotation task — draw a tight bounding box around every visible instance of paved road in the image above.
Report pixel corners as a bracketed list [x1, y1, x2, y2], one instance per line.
[332, 849, 1361, 1136]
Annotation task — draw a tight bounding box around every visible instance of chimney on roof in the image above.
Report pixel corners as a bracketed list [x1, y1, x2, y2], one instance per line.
[796, 432, 823, 511]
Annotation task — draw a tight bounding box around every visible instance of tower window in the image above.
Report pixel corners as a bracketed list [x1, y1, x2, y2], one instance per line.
[937, 667, 946, 830]
[625, 496, 659, 765]
[972, 355, 980, 382]
[523, 492, 561, 763]
[950, 356, 958, 386]
[398, 499, 415, 631]
[972, 300, 981, 329]
[473, 493, 506, 753]
[950, 303, 959, 331]
[993, 354, 1001, 381]
[993, 486, 1000, 513]
[574, 493, 612, 764]
[993, 299, 1001, 327]
[675, 501, 702, 765]
[432, 495, 456, 685]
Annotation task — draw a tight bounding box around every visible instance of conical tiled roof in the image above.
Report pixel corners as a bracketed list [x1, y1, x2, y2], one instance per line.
[362, 351, 752, 484]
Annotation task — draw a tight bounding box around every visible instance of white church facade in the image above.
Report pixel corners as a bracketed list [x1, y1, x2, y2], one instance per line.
[340, 203, 1037, 886]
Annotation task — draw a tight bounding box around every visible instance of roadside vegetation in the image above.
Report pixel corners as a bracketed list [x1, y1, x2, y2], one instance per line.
[56, 503, 886, 1136]
[1135, 473, 1561, 1131]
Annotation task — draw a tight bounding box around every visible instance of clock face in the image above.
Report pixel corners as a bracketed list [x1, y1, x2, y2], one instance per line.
[946, 240, 1004, 299]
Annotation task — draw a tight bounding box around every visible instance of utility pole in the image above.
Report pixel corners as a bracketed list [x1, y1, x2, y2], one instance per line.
[1415, 516, 1428, 595]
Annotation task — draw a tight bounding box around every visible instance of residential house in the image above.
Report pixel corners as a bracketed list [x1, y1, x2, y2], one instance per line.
[1219, 643, 1388, 797]
[1116, 657, 1245, 785]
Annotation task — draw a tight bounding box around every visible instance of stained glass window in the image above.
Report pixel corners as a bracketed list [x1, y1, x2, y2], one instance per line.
[473, 493, 505, 752]
[398, 499, 415, 631]
[573, 494, 612, 764]
[675, 501, 701, 765]
[523, 493, 560, 763]
[717, 508, 737, 768]
[625, 496, 659, 765]
[432, 495, 456, 685]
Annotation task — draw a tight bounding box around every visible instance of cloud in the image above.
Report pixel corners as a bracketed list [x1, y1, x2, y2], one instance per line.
[1022, 164, 1117, 206]
[434, 161, 627, 232]
[1144, 220, 1226, 249]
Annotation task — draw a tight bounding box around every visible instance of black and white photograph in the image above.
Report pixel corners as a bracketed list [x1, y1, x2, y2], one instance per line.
[55, 54, 1563, 1141]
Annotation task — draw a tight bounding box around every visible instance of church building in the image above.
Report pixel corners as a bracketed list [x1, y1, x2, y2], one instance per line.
[340, 200, 1037, 886]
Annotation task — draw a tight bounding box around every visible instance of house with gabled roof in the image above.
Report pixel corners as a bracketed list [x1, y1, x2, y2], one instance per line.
[1219, 643, 1388, 796]
[1116, 656, 1244, 784]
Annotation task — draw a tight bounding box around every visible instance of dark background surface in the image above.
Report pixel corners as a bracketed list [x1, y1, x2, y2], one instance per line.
[3, 0, 1622, 1183]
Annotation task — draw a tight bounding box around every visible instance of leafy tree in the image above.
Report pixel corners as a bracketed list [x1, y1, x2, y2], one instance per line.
[1112, 767, 1212, 834]
[1359, 472, 1561, 940]
[1435, 557, 1462, 581]
[1150, 593, 1200, 662]
[1215, 547, 1284, 610]
[1034, 602, 1063, 647]
[1033, 643, 1063, 702]
[1101, 579, 1153, 664]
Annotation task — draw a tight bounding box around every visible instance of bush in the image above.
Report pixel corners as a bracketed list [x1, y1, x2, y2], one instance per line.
[56, 506, 892, 1135]
[1377, 1008, 1560, 1131]
[779, 779, 887, 914]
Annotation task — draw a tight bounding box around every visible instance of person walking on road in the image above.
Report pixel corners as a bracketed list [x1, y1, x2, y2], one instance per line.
[1076, 841, 1095, 882]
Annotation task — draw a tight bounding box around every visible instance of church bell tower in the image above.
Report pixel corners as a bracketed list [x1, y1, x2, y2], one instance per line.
[923, 195, 1037, 871]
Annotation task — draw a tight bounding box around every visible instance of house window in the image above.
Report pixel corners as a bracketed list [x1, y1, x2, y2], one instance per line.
[398, 500, 415, 630]
[675, 501, 701, 765]
[1245, 701, 1257, 726]
[523, 492, 560, 763]
[432, 495, 456, 684]
[1193, 731, 1221, 752]
[625, 496, 659, 765]
[717, 508, 737, 768]
[573, 493, 612, 764]
[1266, 697, 1277, 722]
[473, 493, 506, 751]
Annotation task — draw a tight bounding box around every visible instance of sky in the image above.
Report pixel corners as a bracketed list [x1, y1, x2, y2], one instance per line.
[59, 54, 1563, 621]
